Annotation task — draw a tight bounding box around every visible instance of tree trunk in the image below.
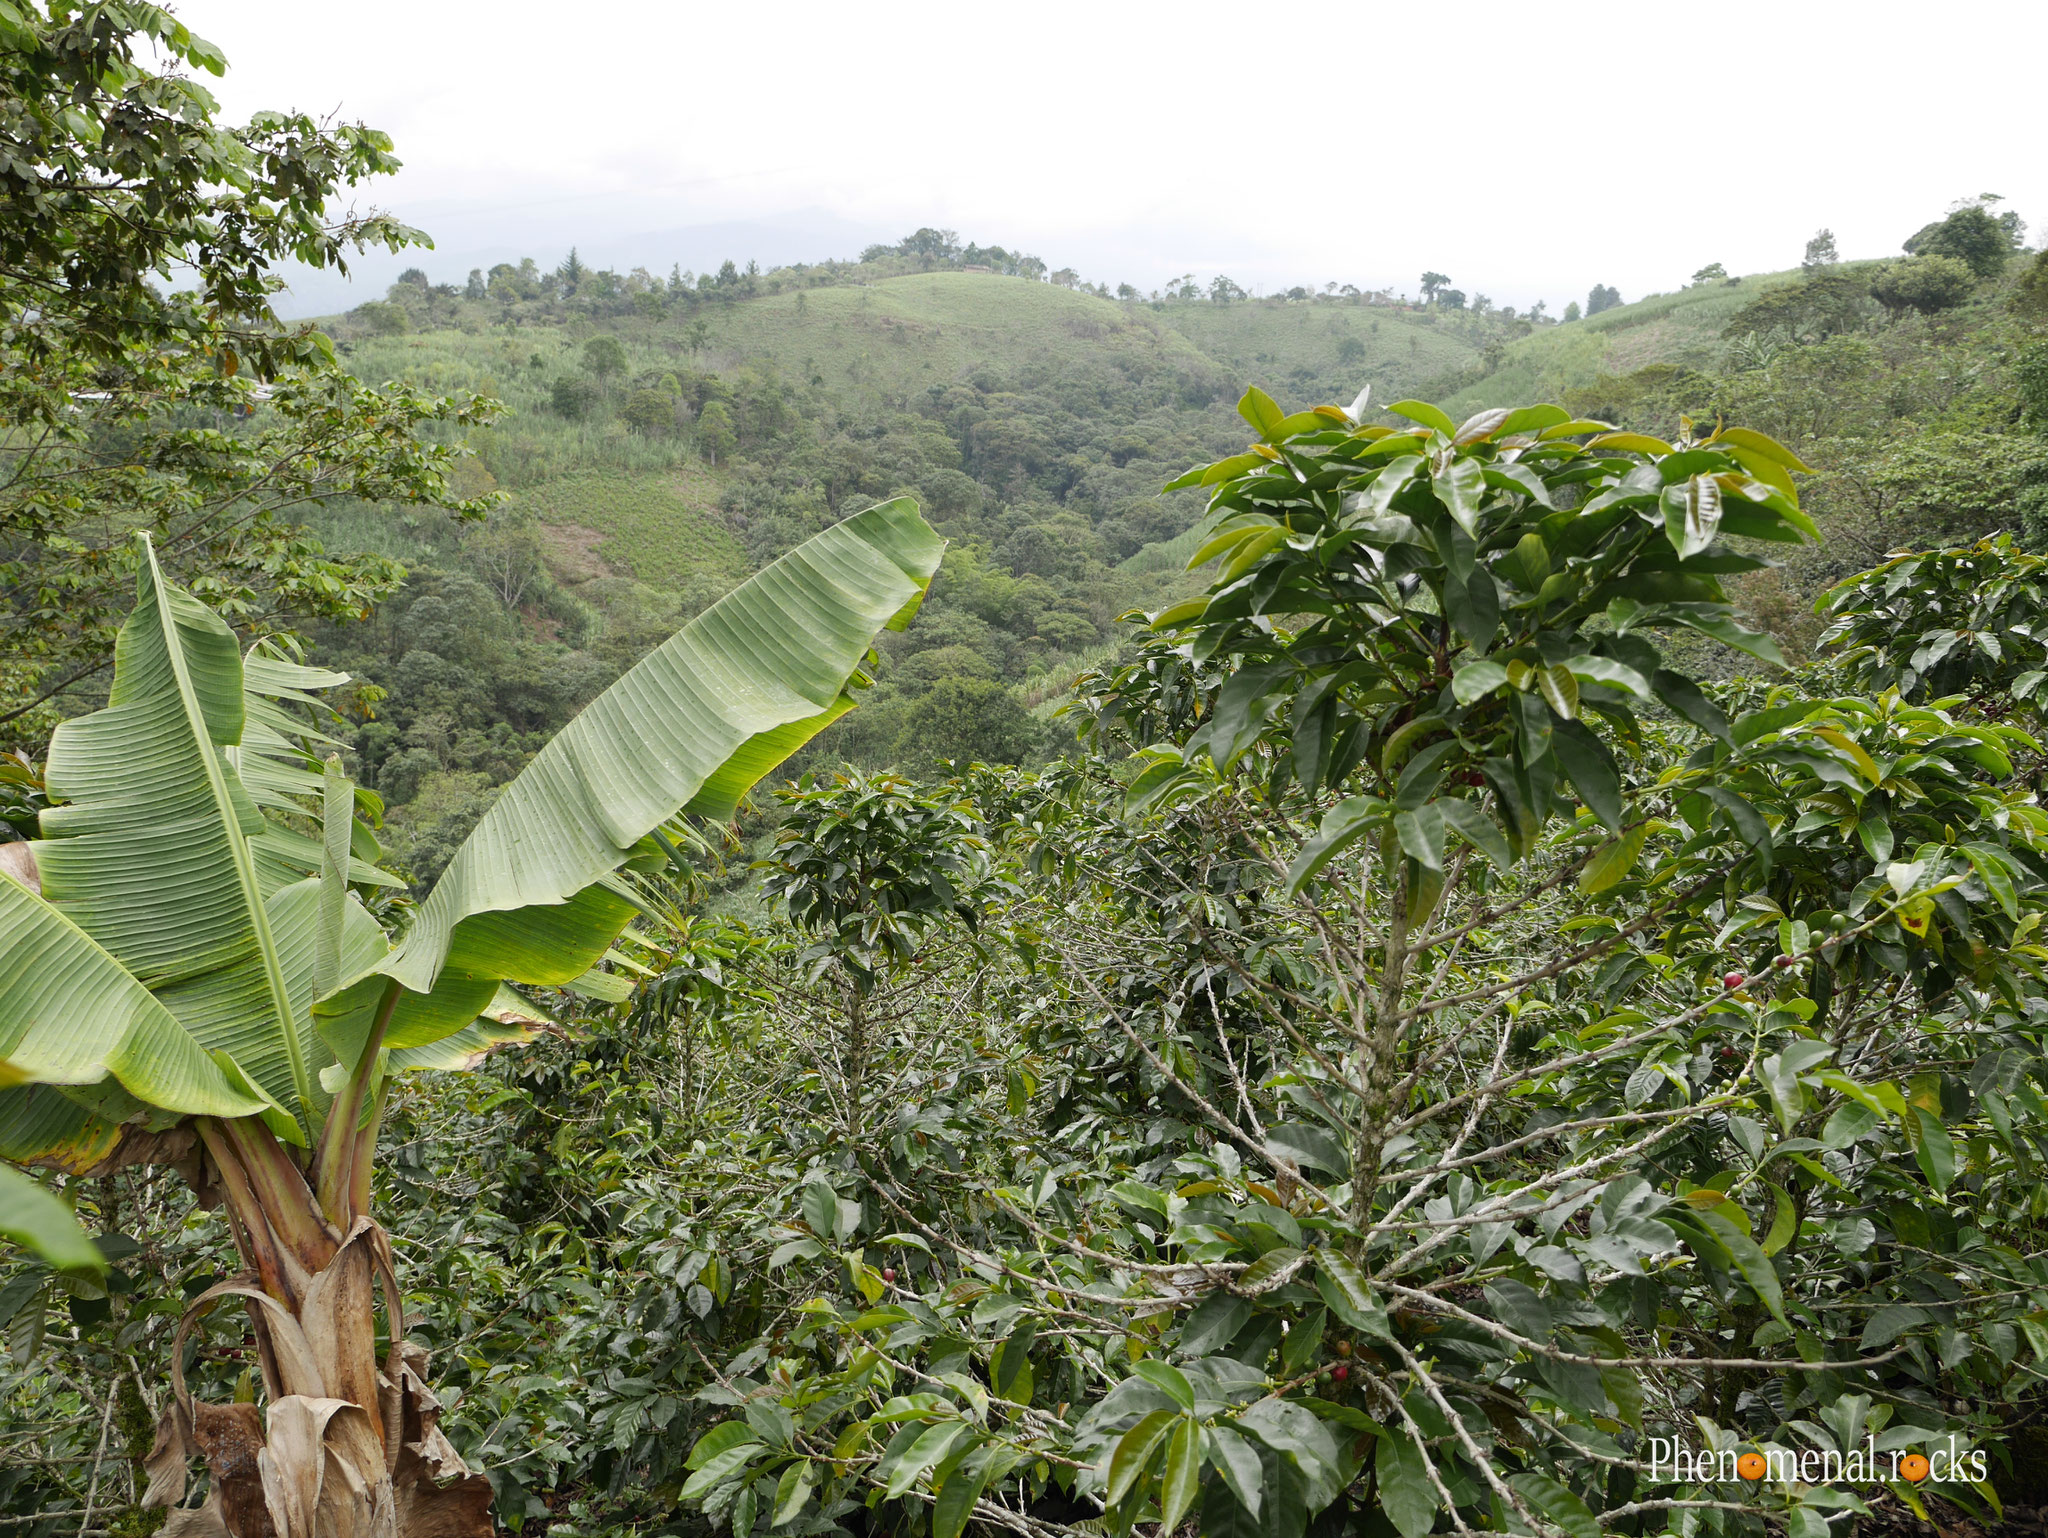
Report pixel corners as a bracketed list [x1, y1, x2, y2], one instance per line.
[141, 1113, 492, 1537]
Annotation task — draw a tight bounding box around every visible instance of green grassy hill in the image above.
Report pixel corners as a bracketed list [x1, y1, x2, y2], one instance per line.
[702, 273, 1219, 398]
[1438, 270, 1804, 416]
[326, 277, 1509, 597]
[1154, 297, 1477, 408]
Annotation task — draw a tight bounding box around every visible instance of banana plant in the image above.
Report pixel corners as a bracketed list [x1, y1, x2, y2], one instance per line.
[0, 498, 942, 1536]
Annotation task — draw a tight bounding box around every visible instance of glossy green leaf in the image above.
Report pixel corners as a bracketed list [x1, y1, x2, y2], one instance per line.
[680, 1440, 765, 1499]
[1394, 804, 1445, 873]
[1434, 455, 1486, 538]
[1207, 1427, 1264, 1520]
[1107, 1409, 1177, 1504]
[772, 1459, 815, 1526]
[1238, 386, 1285, 440]
[1538, 663, 1579, 720]
[1587, 431, 1675, 456]
[1696, 1206, 1788, 1324]
[1387, 400, 1456, 437]
[1452, 659, 1509, 705]
[1266, 1122, 1351, 1178]
[1439, 799, 1513, 873]
[1314, 1249, 1392, 1339]
[1651, 669, 1730, 741]
[1377, 1432, 1437, 1538]
[1551, 720, 1621, 833]
[1580, 824, 1650, 894]
[1761, 1185, 1798, 1257]
[1913, 1107, 1955, 1194]
[0, 1166, 104, 1272]
[1664, 476, 1723, 559]
[1712, 425, 1813, 474]
[883, 1422, 969, 1498]
[934, 1449, 996, 1538]
[1285, 795, 1385, 896]
[1509, 1471, 1601, 1538]
[1158, 1419, 1202, 1530]
[1131, 1358, 1195, 1411]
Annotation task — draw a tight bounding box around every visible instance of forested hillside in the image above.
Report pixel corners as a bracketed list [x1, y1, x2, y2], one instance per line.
[291, 245, 1528, 882]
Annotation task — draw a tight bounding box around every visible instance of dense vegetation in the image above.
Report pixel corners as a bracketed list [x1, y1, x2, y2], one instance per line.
[10, 7, 2048, 1538]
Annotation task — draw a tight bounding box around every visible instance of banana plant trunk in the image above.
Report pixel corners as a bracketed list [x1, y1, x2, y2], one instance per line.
[144, 995, 491, 1537]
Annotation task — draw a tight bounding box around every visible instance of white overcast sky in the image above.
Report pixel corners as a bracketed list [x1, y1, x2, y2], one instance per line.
[176, 0, 2045, 318]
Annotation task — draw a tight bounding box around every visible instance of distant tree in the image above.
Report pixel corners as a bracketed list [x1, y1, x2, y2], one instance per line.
[1336, 334, 1366, 365]
[396, 266, 429, 289]
[1722, 267, 1870, 342]
[351, 299, 410, 335]
[715, 259, 741, 289]
[557, 246, 585, 293]
[1050, 268, 1079, 289]
[1871, 255, 1976, 316]
[464, 267, 486, 300]
[1115, 282, 1138, 300]
[1527, 299, 1548, 321]
[2016, 339, 2048, 429]
[1803, 228, 1839, 268]
[620, 388, 674, 436]
[1563, 299, 1582, 322]
[894, 676, 1039, 769]
[899, 227, 960, 265]
[1016, 255, 1047, 281]
[1441, 288, 1467, 310]
[1906, 203, 2013, 279]
[1419, 270, 1450, 303]
[488, 259, 540, 303]
[1691, 262, 1727, 285]
[1470, 292, 1493, 314]
[696, 399, 736, 464]
[1208, 275, 1246, 304]
[581, 335, 626, 387]
[549, 375, 601, 418]
[2014, 250, 2048, 324]
[1586, 283, 1622, 315]
[685, 318, 711, 351]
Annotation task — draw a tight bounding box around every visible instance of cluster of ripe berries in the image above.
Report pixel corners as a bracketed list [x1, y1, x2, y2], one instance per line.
[1713, 959, 1795, 1069]
[1720, 952, 1801, 994]
[1323, 1340, 1354, 1384]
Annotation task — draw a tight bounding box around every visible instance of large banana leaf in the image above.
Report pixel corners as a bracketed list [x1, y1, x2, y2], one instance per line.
[0, 870, 257, 1116]
[1, 500, 942, 1168]
[1, 543, 386, 1159]
[32, 543, 327, 1121]
[320, 496, 942, 1050]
